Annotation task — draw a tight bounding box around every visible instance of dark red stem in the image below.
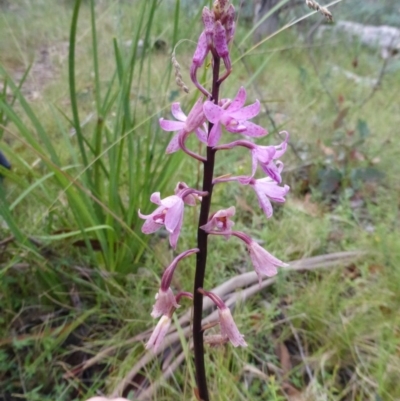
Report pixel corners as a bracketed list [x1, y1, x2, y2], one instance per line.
[192, 55, 221, 401]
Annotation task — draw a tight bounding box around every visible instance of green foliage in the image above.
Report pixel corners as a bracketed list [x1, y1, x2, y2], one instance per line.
[0, 0, 191, 274]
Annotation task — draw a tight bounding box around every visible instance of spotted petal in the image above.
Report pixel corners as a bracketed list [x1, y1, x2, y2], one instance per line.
[227, 86, 246, 112]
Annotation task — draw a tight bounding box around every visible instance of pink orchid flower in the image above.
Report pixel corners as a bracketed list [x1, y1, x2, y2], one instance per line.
[203, 87, 267, 147]
[243, 175, 290, 219]
[138, 192, 184, 249]
[247, 240, 288, 283]
[159, 97, 207, 154]
[151, 249, 198, 318]
[199, 288, 247, 347]
[139, 188, 207, 249]
[230, 232, 288, 284]
[200, 206, 235, 238]
[215, 131, 289, 183]
[147, 289, 193, 352]
[213, 171, 289, 219]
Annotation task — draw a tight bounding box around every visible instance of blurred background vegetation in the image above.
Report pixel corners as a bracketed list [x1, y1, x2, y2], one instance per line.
[0, 0, 399, 400]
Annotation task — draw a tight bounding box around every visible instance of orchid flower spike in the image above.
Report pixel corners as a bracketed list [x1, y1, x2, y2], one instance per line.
[151, 248, 199, 318]
[232, 231, 288, 284]
[198, 288, 247, 347]
[138, 188, 207, 249]
[203, 87, 267, 146]
[159, 97, 207, 154]
[200, 206, 235, 238]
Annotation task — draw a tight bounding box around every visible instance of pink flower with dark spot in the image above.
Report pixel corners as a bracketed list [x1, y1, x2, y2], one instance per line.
[139, 187, 208, 249]
[138, 192, 184, 249]
[203, 87, 267, 146]
[159, 97, 207, 154]
[200, 206, 235, 238]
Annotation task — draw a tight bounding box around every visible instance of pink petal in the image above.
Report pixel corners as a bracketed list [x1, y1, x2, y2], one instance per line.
[161, 195, 182, 209]
[261, 161, 282, 183]
[164, 198, 184, 233]
[200, 219, 216, 233]
[214, 21, 229, 58]
[255, 146, 276, 164]
[159, 118, 185, 132]
[169, 213, 183, 249]
[219, 308, 247, 347]
[252, 242, 288, 267]
[251, 150, 258, 178]
[256, 190, 273, 218]
[227, 87, 246, 112]
[229, 100, 260, 121]
[146, 315, 171, 352]
[256, 179, 290, 202]
[150, 192, 162, 205]
[274, 131, 289, 158]
[141, 216, 163, 234]
[254, 147, 276, 178]
[151, 288, 179, 318]
[207, 122, 222, 146]
[171, 103, 187, 122]
[166, 132, 182, 154]
[238, 121, 267, 137]
[203, 101, 223, 124]
[192, 31, 209, 67]
[186, 98, 206, 132]
[249, 242, 288, 283]
[195, 128, 208, 144]
[138, 204, 163, 220]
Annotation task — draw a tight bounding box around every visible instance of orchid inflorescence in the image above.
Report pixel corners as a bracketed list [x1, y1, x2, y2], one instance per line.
[138, 0, 290, 398]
